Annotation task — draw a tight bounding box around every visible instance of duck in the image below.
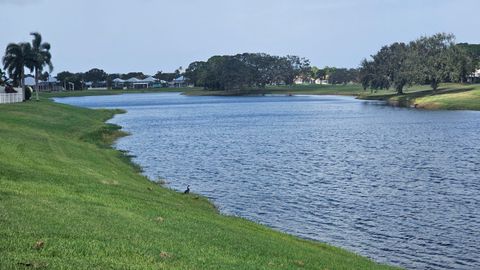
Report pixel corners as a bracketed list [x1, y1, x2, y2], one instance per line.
[184, 185, 190, 194]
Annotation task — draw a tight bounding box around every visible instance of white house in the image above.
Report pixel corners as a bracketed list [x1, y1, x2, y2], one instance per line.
[170, 76, 189, 88]
[294, 75, 329, 85]
[24, 75, 63, 91]
[468, 68, 480, 83]
[112, 78, 126, 89]
[117, 77, 160, 89]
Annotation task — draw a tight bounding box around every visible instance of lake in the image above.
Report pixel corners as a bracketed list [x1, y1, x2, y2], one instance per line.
[55, 93, 480, 270]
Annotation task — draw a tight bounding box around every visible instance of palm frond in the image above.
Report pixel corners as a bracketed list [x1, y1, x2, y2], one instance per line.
[30, 32, 42, 49]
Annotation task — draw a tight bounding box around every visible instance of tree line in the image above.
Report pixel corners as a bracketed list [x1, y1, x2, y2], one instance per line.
[54, 68, 185, 90]
[359, 33, 477, 94]
[184, 53, 311, 90]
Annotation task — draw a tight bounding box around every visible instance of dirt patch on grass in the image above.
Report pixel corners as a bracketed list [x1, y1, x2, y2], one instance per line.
[101, 179, 119, 185]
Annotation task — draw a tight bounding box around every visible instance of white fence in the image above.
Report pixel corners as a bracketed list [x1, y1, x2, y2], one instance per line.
[0, 86, 24, 104]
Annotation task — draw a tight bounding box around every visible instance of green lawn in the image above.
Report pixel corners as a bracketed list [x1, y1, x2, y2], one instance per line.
[358, 83, 480, 110]
[39, 87, 200, 98]
[182, 84, 366, 96]
[413, 85, 480, 110]
[0, 98, 399, 269]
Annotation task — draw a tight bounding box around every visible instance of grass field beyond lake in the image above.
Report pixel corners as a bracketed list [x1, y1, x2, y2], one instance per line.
[0, 98, 399, 269]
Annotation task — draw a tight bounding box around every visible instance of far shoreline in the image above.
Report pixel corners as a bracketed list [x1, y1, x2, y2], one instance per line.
[44, 82, 480, 111]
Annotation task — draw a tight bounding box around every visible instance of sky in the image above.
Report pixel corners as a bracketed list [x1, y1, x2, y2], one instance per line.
[1, 0, 479, 75]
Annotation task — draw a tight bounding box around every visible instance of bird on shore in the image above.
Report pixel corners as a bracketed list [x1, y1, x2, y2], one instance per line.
[184, 185, 190, 194]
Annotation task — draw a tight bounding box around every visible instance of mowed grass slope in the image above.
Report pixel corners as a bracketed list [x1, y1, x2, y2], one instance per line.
[0, 100, 398, 269]
[183, 84, 365, 96]
[359, 83, 480, 110]
[413, 84, 480, 110]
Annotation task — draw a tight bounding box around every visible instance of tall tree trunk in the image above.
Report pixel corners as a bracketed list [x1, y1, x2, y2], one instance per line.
[21, 69, 26, 101]
[396, 86, 404, 95]
[431, 80, 438, 93]
[35, 67, 39, 101]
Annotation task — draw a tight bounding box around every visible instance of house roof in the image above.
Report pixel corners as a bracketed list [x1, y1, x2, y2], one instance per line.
[113, 78, 125, 83]
[24, 76, 36, 86]
[46, 77, 58, 83]
[173, 76, 186, 82]
[142, 76, 157, 82]
[126, 77, 140, 82]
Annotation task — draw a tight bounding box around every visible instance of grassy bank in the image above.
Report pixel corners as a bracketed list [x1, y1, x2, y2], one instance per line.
[185, 83, 480, 111]
[182, 84, 365, 96]
[0, 99, 398, 269]
[359, 83, 480, 110]
[40, 87, 201, 98]
[37, 82, 480, 111]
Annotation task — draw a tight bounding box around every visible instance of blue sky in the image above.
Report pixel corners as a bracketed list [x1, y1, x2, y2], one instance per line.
[1, 0, 479, 75]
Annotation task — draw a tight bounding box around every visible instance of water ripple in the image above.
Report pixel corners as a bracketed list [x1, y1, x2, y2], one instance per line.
[56, 93, 480, 270]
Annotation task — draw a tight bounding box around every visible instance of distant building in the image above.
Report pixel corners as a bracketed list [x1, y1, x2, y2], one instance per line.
[294, 76, 329, 85]
[113, 76, 160, 89]
[85, 81, 107, 90]
[112, 78, 126, 89]
[25, 75, 63, 91]
[314, 78, 329, 85]
[468, 68, 480, 83]
[170, 76, 189, 88]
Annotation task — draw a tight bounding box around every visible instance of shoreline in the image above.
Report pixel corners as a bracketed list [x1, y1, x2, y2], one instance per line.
[78, 101, 402, 268]
[43, 82, 480, 111]
[0, 96, 400, 269]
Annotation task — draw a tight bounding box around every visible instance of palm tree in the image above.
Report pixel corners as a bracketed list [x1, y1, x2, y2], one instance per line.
[30, 32, 53, 101]
[2, 42, 35, 99]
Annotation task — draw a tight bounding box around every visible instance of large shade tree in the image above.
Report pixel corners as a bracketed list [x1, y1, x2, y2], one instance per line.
[185, 53, 311, 90]
[30, 32, 53, 101]
[2, 42, 35, 99]
[359, 33, 474, 94]
[360, 42, 413, 94]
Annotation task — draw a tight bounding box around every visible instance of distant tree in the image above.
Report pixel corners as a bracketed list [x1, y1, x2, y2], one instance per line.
[84, 68, 107, 82]
[410, 33, 456, 91]
[185, 61, 207, 86]
[359, 59, 390, 92]
[30, 32, 53, 101]
[3, 42, 35, 97]
[328, 68, 359, 85]
[448, 45, 475, 83]
[310, 66, 319, 79]
[55, 71, 74, 83]
[316, 68, 327, 81]
[55, 71, 82, 90]
[280, 55, 311, 85]
[174, 66, 183, 76]
[184, 53, 310, 91]
[360, 33, 474, 94]
[375, 42, 414, 94]
[121, 72, 146, 80]
[39, 71, 49, 81]
[457, 43, 480, 68]
[322, 66, 337, 81]
[154, 71, 177, 82]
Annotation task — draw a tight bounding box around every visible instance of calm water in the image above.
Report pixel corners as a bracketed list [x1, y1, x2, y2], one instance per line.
[55, 93, 480, 270]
